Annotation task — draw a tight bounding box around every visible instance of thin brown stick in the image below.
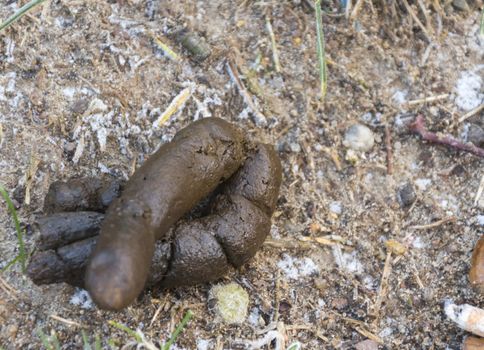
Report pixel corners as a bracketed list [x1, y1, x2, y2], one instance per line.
[409, 216, 456, 230]
[0, 276, 19, 301]
[384, 124, 393, 175]
[401, 0, 432, 42]
[226, 58, 267, 123]
[409, 115, 484, 158]
[372, 251, 392, 320]
[49, 314, 88, 328]
[406, 93, 449, 106]
[458, 104, 484, 124]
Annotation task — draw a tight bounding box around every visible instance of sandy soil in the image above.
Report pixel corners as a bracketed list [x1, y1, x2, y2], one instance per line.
[0, 0, 483, 349]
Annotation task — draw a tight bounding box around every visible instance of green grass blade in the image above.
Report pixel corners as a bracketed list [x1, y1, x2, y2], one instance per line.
[94, 335, 102, 350]
[108, 321, 142, 343]
[162, 310, 193, 350]
[315, 0, 328, 99]
[0, 0, 47, 33]
[82, 330, 92, 350]
[37, 329, 60, 350]
[0, 184, 27, 272]
[38, 329, 52, 350]
[480, 8, 484, 36]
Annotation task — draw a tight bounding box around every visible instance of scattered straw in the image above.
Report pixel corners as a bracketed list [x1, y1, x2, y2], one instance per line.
[153, 85, 194, 128]
[0, 276, 18, 301]
[372, 251, 392, 319]
[474, 175, 484, 207]
[401, 0, 432, 42]
[24, 153, 40, 205]
[266, 16, 281, 73]
[150, 33, 180, 62]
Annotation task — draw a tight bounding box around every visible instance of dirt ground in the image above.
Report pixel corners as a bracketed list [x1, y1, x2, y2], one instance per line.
[0, 0, 483, 349]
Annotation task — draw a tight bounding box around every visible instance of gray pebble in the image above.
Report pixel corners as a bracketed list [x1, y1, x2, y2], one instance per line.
[451, 0, 469, 11]
[397, 183, 416, 207]
[467, 124, 484, 148]
[343, 124, 375, 152]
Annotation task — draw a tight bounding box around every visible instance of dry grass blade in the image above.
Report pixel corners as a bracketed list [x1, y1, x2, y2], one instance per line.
[315, 0, 328, 100]
[266, 16, 281, 73]
[153, 85, 193, 128]
[0, 0, 47, 32]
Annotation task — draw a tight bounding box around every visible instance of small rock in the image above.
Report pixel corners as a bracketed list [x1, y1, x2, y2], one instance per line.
[452, 0, 469, 11]
[397, 183, 416, 207]
[69, 98, 90, 115]
[343, 124, 375, 152]
[355, 339, 379, 350]
[330, 297, 348, 310]
[467, 124, 484, 148]
[210, 283, 249, 324]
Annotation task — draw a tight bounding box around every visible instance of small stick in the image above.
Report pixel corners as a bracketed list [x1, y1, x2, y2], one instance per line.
[409, 115, 484, 158]
[372, 251, 392, 320]
[273, 270, 281, 323]
[149, 296, 168, 328]
[285, 325, 328, 342]
[409, 216, 456, 230]
[354, 327, 384, 344]
[153, 85, 194, 128]
[401, 0, 432, 42]
[350, 0, 365, 19]
[474, 175, 484, 207]
[49, 314, 87, 328]
[406, 93, 449, 106]
[226, 58, 267, 123]
[384, 124, 393, 175]
[266, 16, 281, 73]
[0, 276, 19, 301]
[458, 103, 484, 124]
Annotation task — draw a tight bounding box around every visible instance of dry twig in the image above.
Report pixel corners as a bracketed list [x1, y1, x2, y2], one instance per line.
[409, 115, 484, 158]
[384, 124, 393, 175]
[409, 216, 456, 230]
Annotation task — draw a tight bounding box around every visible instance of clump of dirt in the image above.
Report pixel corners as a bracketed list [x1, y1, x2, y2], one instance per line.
[0, 0, 482, 349]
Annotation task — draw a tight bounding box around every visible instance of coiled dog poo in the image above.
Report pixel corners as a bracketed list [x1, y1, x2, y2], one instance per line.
[86, 118, 246, 310]
[27, 118, 282, 311]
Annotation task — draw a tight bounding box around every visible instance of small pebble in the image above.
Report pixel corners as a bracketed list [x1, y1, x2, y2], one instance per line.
[467, 124, 484, 148]
[330, 297, 348, 310]
[178, 31, 211, 62]
[355, 339, 379, 350]
[343, 124, 375, 152]
[452, 0, 469, 11]
[210, 283, 249, 324]
[397, 183, 416, 207]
